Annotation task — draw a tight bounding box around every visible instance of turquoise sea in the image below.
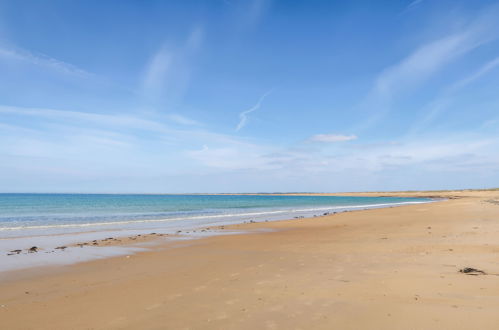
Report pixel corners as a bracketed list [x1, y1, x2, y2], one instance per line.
[0, 194, 431, 237]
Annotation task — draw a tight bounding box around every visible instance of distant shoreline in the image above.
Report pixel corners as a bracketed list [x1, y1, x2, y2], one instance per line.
[1, 187, 497, 195]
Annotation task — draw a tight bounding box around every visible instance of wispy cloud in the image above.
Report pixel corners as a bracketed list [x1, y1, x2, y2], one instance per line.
[235, 90, 272, 131]
[357, 7, 499, 132]
[140, 27, 204, 105]
[2, 103, 498, 192]
[0, 46, 90, 77]
[377, 6, 499, 99]
[450, 56, 499, 91]
[166, 113, 202, 126]
[141, 46, 173, 100]
[186, 143, 273, 170]
[0, 105, 169, 133]
[407, 0, 423, 9]
[401, 0, 423, 14]
[308, 134, 357, 143]
[246, 0, 271, 26]
[0, 104, 262, 153]
[374, 33, 473, 100]
[409, 55, 499, 134]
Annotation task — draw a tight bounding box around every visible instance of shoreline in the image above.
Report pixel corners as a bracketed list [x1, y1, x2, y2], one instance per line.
[0, 197, 432, 274]
[2, 190, 499, 329]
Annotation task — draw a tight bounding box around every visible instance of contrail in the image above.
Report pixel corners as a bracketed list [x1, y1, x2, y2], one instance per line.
[236, 89, 272, 131]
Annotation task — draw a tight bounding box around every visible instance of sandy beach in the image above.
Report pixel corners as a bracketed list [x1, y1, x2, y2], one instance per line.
[1, 190, 499, 329]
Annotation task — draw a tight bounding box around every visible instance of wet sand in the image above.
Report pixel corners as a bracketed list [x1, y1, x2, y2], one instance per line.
[1, 190, 499, 329]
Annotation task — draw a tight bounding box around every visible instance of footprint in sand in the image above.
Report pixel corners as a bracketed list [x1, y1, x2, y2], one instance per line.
[225, 299, 239, 305]
[216, 313, 228, 320]
[145, 303, 162, 311]
[193, 285, 207, 291]
[167, 293, 183, 300]
[265, 320, 278, 329]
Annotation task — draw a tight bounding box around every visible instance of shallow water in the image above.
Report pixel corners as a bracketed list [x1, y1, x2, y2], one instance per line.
[0, 194, 433, 273]
[0, 194, 431, 238]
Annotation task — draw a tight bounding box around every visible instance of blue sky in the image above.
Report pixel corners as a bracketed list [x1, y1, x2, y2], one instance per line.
[1, 0, 499, 193]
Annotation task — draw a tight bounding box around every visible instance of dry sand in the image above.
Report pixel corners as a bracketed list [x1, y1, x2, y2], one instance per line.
[1, 190, 499, 329]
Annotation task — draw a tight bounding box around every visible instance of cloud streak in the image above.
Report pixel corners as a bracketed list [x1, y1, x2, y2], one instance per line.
[140, 27, 204, 105]
[355, 6, 499, 133]
[0, 46, 90, 77]
[308, 134, 357, 143]
[235, 90, 272, 131]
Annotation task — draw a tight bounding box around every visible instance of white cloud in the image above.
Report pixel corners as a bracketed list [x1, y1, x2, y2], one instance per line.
[236, 90, 272, 131]
[308, 134, 357, 143]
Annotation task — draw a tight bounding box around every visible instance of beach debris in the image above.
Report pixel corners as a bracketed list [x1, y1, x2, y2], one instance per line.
[323, 212, 330, 216]
[55, 246, 67, 250]
[7, 249, 22, 256]
[28, 246, 38, 253]
[459, 267, 486, 275]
